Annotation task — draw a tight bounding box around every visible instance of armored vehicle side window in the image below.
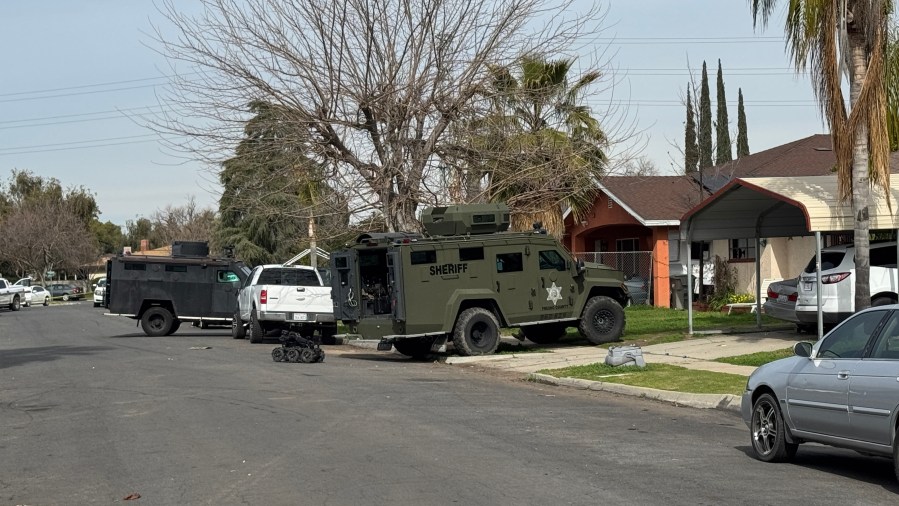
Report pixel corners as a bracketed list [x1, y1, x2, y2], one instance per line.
[217, 270, 240, 283]
[411, 250, 437, 265]
[459, 247, 484, 261]
[124, 263, 146, 271]
[496, 252, 523, 273]
[166, 265, 187, 272]
[538, 250, 566, 271]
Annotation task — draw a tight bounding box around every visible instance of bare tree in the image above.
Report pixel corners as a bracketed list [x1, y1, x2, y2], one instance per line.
[0, 200, 99, 286]
[150, 0, 603, 232]
[150, 196, 217, 246]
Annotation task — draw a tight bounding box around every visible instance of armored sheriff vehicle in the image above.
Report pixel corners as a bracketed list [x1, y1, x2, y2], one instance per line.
[105, 241, 250, 336]
[330, 204, 629, 358]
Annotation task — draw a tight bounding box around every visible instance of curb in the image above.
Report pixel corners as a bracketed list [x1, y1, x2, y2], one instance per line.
[526, 373, 741, 414]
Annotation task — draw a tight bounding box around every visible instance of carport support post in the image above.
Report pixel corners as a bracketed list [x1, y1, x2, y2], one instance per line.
[687, 231, 693, 335]
[755, 236, 762, 328]
[816, 231, 823, 339]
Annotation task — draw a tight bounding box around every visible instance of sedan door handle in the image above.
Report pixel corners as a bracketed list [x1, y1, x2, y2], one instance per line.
[296, 287, 306, 292]
[837, 371, 850, 380]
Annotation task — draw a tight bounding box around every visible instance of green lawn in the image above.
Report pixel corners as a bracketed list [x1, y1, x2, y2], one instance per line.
[716, 348, 795, 367]
[536, 362, 748, 395]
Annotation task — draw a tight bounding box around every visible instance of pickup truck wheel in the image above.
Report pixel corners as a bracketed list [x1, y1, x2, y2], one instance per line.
[393, 337, 436, 359]
[141, 307, 174, 337]
[10, 295, 21, 311]
[578, 296, 625, 345]
[519, 323, 567, 344]
[232, 310, 246, 339]
[248, 310, 264, 343]
[452, 307, 500, 356]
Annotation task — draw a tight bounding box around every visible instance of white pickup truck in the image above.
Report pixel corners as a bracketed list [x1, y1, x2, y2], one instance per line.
[0, 277, 26, 311]
[233, 264, 336, 343]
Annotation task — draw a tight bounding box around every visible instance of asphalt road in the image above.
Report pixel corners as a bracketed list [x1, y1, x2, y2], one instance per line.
[1, 302, 898, 505]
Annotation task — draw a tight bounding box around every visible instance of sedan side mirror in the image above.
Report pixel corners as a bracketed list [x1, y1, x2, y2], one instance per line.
[793, 341, 813, 358]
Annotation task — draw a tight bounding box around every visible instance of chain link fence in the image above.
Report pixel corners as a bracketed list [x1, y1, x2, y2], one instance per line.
[572, 251, 654, 305]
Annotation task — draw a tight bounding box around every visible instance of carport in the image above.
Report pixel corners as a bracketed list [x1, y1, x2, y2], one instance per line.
[681, 175, 899, 338]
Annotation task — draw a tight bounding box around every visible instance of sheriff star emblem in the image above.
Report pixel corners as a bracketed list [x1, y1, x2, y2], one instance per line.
[545, 282, 563, 306]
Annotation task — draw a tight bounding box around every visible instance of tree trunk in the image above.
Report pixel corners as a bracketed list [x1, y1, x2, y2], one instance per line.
[849, 34, 871, 311]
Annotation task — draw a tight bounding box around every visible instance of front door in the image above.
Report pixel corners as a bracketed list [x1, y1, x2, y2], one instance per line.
[849, 310, 899, 446]
[532, 248, 573, 321]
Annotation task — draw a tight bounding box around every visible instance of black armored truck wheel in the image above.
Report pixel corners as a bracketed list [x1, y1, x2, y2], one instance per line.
[577, 296, 625, 345]
[141, 307, 174, 337]
[452, 307, 500, 356]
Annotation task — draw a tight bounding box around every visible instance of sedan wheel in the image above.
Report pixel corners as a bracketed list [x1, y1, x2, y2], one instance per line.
[750, 393, 798, 462]
[43, 296, 50, 306]
[62, 294, 70, 301]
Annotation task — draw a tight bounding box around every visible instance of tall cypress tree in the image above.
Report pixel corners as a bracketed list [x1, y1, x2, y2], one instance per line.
[715, 60, 732, 164]
[684, 89, 699, 174]
[736, 88, 750, 157]
[698, 61, 713, 169]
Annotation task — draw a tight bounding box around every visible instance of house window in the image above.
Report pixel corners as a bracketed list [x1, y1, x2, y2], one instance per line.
[616, 238, 638, 252]
[729, 239, 756, 260]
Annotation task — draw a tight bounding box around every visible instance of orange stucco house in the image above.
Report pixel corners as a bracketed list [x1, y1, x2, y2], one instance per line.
[563, 176, 708, 308]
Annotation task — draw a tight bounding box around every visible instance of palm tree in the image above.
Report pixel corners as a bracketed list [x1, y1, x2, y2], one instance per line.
[750, 0, 893, 311]
[477, 55, 608, 236]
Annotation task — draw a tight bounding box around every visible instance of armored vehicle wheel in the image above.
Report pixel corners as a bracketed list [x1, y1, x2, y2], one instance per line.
[165, 319, 182, 336]
[232, 310, 246, 339]
[248, 309, 264, 343]
[393, 337, 436, 359]
[519, 323, 568, 344]
[141, 307, 174, 337]
[300, 348, 315, 363]
[285, 348, 301, 363]
[320, 324, 338, 345]
[272, 347, 285, 362]
[452, 307, 500, 356]
[578, 296, 625, 345]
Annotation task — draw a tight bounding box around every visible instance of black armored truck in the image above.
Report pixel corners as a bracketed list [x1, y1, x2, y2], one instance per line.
[105, 241, 250, 336]
[330, 204, 629, 358]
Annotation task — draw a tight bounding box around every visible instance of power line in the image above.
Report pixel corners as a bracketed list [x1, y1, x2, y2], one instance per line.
[0, 138, 172, 157]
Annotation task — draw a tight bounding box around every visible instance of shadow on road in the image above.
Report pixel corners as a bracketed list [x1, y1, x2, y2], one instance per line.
[0, 345, 114, 369]
[735, 444, 899, 492]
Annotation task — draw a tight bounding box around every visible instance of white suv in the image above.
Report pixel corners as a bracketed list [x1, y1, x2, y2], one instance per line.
[93, 277, 107, 307]
[795, 242, 898, 325]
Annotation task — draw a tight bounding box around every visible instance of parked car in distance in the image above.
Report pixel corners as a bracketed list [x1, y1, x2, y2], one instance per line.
[93, 277, 107, 307]
[762, 277, 811, 331]
[29, 285, 51, 306]
[48, 283, 83, 301]
[796, 241, 898, 326]
[624, 274, 649, 305]
[742, 305, 899, 481]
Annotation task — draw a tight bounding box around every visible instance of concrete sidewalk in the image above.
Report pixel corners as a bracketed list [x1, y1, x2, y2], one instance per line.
[345, 329, 808, 413]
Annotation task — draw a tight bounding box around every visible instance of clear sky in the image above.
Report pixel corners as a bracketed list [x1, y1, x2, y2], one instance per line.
[0, 1, 828, 226]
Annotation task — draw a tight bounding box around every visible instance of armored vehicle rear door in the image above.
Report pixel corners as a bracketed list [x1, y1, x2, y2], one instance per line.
[331, 251, 360, 321]
[532, 247, 576, 321]
[386, 250, 405, 321]
[210, 266, 243, 318]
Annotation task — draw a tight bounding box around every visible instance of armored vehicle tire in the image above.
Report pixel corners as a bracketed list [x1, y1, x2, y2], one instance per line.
[232, 310, 246, 339]
[248, 310, 264, 343]
[166, 319, 182, 336]
[452, 307, 501, 356]
[393, 337, 436, 359]
[320, 325, 338, 345]
[520, 323, 567, 344]
[141, 307, 174, 337]
[578, 296, 625, 345]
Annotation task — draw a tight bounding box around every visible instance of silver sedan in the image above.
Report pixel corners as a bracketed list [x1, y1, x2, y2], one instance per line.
[742, 305, 899, 481]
